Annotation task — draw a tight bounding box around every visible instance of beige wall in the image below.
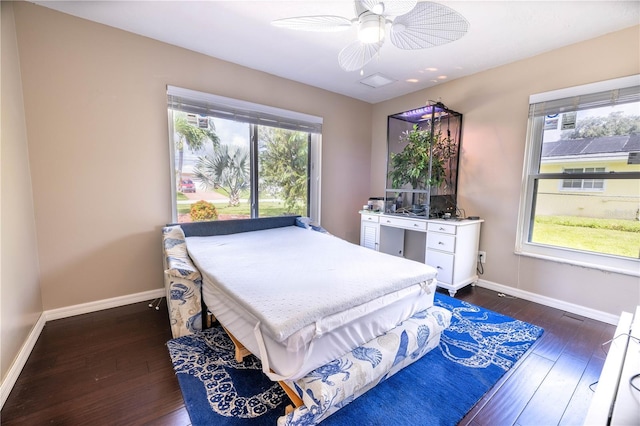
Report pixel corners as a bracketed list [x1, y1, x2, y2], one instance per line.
[11, 1, 372, 311]
[1, 2, 44, 382]
[372, 25, 640, 316]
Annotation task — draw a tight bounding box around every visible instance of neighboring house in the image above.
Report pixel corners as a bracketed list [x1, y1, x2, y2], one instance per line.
[537, 134, 640, 220]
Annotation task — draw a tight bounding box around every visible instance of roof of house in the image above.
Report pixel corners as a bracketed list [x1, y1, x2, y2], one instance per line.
[542, 134, 640, 158]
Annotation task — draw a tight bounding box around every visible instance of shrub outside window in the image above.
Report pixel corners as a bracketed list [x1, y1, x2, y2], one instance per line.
[516, 75, 640, 276]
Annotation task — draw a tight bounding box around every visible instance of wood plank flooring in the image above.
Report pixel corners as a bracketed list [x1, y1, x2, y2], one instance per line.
[1, 286, 616, 425]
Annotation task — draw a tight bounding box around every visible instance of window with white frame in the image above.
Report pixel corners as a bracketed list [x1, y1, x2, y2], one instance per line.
[561, 167, 605, 191]
[516, 75, 640, 276]
[167, 86, 322, 224]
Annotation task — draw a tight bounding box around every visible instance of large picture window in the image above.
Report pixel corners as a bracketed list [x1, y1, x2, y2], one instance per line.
[167, 86, 322, 224]
[516, 75, 640, 276]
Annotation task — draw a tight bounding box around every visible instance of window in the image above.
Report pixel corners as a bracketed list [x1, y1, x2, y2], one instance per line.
[167, 86, 322, 224]
[516, 75, 640, 276]
[561, 167, 605, 191]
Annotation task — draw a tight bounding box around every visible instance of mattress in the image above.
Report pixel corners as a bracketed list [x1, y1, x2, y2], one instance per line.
[186, 226, 438, 381]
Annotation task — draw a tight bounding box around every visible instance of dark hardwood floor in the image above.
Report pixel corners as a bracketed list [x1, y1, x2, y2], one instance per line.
[1, 286, 616, 425]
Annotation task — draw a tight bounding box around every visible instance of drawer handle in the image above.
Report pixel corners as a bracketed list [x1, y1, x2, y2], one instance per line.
[413, 223, 419, 227]
[438, 241, 444, 245]
[436, 266, 443, 269]
[386, 220, 391, 223]
[439, 227, 446, 231]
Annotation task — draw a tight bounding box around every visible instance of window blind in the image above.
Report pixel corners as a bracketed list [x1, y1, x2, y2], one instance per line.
[528, 75, 640, 117]
[167, 85, 323, 134]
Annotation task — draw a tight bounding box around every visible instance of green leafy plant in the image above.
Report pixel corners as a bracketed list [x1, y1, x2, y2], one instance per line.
[189, 200, 218, 222]
[193, 145, 250, 207]
[388, 124, 457, 190]
[259, 128, 308, 215]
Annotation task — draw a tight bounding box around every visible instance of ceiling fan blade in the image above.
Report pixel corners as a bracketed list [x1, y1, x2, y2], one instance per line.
[359, 1, 417, 17]
[271, 15, 352, 32]
[338, 40, 382, 72]
[389, 2, 469, 50]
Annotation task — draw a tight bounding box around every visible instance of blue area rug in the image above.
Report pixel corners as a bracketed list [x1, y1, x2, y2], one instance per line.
[167, 293, 544, 425]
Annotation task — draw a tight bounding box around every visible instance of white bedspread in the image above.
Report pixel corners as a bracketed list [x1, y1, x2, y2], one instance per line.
[186, 226, 437, 343]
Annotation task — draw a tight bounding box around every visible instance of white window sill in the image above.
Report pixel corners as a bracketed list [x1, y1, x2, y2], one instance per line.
[515, 243, 640, 277]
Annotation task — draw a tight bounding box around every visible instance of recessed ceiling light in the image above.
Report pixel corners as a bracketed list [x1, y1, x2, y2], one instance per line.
[425, 67, 438, 72]
[437, 75, 448, 80]
[359, 73, 397, 88]
[406, 78, 419, 83]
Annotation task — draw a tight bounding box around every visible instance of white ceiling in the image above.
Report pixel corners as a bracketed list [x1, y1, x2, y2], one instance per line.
[33, 1, 640, 104]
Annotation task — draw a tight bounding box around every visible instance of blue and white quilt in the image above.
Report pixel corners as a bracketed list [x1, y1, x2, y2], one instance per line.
[278, 305, 451, 426]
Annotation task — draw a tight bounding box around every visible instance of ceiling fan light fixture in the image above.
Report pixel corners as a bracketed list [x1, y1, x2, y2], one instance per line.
[358, 13, 385, 44]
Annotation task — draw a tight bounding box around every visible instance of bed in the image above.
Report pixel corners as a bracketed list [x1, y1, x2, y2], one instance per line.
[162, 216, 451, 424]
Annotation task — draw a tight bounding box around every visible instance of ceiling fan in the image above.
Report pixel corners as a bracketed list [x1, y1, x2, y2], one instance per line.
[272, 1, 469, 73]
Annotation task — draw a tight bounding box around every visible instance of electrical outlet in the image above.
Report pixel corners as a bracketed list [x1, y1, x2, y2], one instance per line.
[478, 251, 487, 264]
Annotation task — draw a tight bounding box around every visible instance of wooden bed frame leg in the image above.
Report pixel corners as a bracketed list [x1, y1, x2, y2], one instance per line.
[278, 381, 304, 411]
[235, 346, 251, 362]
[218, 325, 304, 414]
[221, 326, 251, 362]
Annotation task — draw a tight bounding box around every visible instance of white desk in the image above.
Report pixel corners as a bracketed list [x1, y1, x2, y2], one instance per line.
[360, 212, 483, 296]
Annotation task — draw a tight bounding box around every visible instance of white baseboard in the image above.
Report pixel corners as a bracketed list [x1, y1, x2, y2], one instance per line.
[45, 288, 165, 321]
[476, 279, 620, 325]
[0, 313, 46, 409]
[0, 288, 165, 410]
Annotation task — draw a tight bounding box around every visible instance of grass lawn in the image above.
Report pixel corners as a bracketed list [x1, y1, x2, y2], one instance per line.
[532, 215, 640, 258]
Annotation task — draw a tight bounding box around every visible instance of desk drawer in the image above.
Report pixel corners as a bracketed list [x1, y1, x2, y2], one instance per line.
[426, 250, 453, 284]
[426, 232, 456, 253]
[427, 222, 457, 235]
[380, 216, 427, 231]
[361, 214, 379, 223]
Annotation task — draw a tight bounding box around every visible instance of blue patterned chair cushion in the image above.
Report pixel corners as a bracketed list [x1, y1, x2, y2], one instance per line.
[162, 225, 201, 281]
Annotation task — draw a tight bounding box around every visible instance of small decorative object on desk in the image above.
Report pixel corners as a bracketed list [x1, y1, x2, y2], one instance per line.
[368, 197, 384, 212]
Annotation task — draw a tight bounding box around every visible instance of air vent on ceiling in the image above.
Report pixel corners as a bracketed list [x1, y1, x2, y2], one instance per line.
[360, 73, 396, 88]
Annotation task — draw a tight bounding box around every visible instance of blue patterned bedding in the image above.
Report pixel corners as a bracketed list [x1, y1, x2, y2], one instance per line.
[278, 305, 451, 425]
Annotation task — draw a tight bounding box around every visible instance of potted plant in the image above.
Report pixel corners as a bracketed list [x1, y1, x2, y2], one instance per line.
[388, 124, 457, 191]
